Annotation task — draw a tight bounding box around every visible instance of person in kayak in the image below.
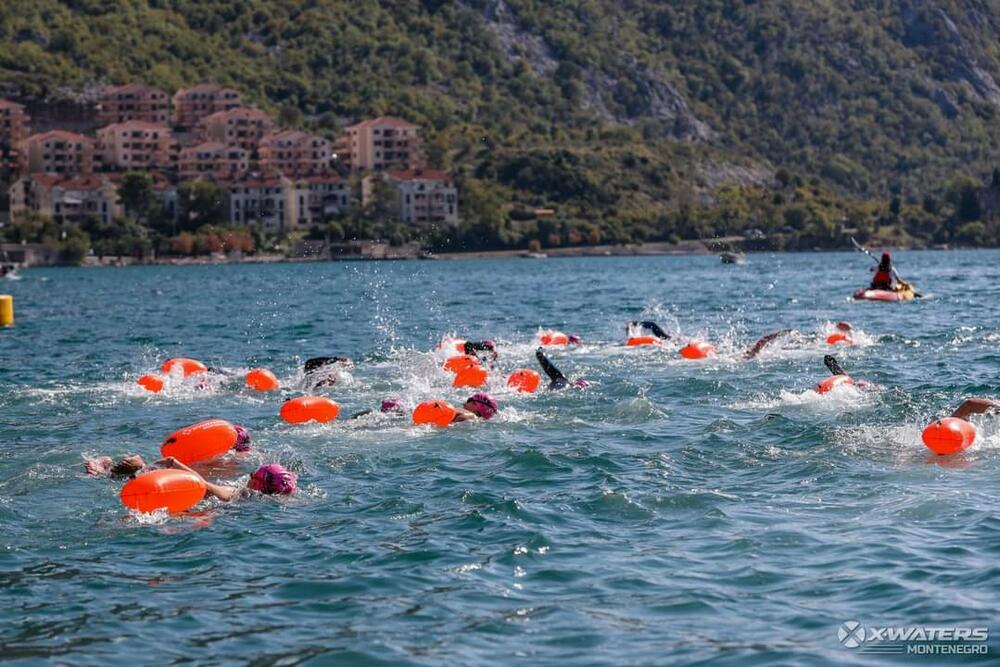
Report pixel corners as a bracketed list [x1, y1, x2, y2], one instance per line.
[870, 252, 896, 290]
[536, 347, 590, 390]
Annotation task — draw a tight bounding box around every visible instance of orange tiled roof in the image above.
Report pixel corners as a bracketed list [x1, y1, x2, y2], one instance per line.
[98, 120, 172, 132]
[27, 130, 93, 144]
[346, 116, 419, 131]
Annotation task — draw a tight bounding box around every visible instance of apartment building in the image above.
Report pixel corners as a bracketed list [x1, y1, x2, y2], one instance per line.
[178, 142, 249, 180]
[0, 98, 30, 175]
[10, 173, 121, 225]
[172, 84, 242, 129]
[258, 129, 333, 176]
[96, 121, 177, 171]
[295, 174, 352, 225]
[196, 107, 276, 153]
[385, 170, 458, 224]
[220, 172, 300, 232]
[97, 84, 170, 125]
[337, 116, 423, 172]
[21, 130, 96, 176]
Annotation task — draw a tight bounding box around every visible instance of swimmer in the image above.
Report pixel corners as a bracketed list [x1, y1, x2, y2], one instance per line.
[304, 356, 352, 388]
[627, 321, 672, 340]
[821, 354, 873, 390]
[453, 392, 498, 422]
[744, 322, 854, 359]
[535, 347, 590, 390]
[156, 457, 296, 501]
[349, 398, 407, 420]
[951, 398, 1000, 420]
[85, 424, 251, 476]
[463, 340, 498, 365]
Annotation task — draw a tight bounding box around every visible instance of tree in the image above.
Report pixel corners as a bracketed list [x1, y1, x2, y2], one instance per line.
[118, 172, 156, 222]
[177, 181, 226, 231]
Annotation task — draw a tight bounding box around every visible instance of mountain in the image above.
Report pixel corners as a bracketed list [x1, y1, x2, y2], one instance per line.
[1, 0, 999, 248]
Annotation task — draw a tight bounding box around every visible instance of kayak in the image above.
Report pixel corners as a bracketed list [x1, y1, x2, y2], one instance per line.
[852, 286, 917, 302]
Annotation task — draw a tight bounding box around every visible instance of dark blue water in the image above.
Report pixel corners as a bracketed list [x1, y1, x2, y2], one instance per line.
[1, 252, 998, 665]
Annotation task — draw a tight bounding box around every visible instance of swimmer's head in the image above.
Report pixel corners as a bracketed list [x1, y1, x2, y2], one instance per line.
[249, 464, 297, 495]
[465, 393, 498, 420]
[233, 425, 251, 452]
[380, 398, 405, 414]
[482, 339, 496, 351]
[835, 322, 853, 332]
[573, 378, 591, 389]
[568, 334, 582, 344]
[880, 252, 891, 267]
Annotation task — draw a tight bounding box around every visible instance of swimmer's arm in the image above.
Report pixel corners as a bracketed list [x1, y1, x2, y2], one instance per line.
[451, 408, 479, 423]
[744, 329, 793, 359]
[535, 347, 568, 384]
[349, 409, 374, 420]
[639, 321, 671, 340]
[951, 398, 1000, 420]
[155, 457, 238, 502]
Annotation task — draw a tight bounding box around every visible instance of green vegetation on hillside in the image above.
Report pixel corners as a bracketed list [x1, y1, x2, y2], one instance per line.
[1, 0, 999, 253]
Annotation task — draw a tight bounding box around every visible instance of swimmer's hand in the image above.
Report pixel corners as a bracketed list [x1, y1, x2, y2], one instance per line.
[84, 456, 113, 476]
[155, 456, 195, 474]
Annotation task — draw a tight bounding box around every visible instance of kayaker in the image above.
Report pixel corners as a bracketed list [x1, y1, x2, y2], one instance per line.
[870, 252, 895, 290]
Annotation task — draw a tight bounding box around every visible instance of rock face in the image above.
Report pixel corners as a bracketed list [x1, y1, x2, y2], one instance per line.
[474, 0, 711, 141]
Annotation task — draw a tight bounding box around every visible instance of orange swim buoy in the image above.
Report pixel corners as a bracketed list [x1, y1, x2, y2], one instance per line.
[120, 469, 207, 514]
[507, 368, 541, 393]
[161, 418, 239, 465]
[922, 417, 977, 455]
[245, 368, 280, 392]
[539, 330, 570, 346]
[161, 357, 208, 377]
[816, 375, 854, 394]
[453, 366, 488, 388]
[413, 400, 458, 427]
[137, 374, 164, 393]
[626, 336, 661, 347]
[680, 341, 716, 359]
[280, 395, 340, 424]
[443, 355, 480, 373]
[826, 333, 853, 345]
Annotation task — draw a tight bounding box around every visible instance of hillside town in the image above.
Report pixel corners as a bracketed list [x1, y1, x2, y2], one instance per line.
[0, 83, 459, 262]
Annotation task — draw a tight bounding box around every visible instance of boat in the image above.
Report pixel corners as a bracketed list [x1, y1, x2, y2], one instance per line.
[0, 263, 20, 280]
[852, 284, 917, 302]
[720, 251, 746, 264]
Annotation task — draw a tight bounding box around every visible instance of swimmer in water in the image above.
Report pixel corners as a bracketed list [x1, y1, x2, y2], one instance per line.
[744, 322, 854, 359]
[822, 354, 873, 390]
[627, 321, 672, 340]
[157, 457, 297, 501]
[84, 425, 252, 476]
[463, 340, 498, 366]
[349, 398, 407, 420]
[950, 398, 1000, 420]
[536, 347, 590, 390]
[304, 356, 352, 388]
[453, 392, 499, 422]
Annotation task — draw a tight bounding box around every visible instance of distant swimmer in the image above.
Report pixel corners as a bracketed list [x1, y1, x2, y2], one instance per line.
[950, 398, 1000, 420]
[463, 340, 498, 365]
[627, 321, 672, 340]
[304, 356, 352, 388]
[744, 322, 854, 359]
[535, 347, 590, 390]
[349, 398, 407, 420]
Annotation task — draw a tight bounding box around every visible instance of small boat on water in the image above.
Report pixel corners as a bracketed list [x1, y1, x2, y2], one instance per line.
[852, 284, 917, 302]
[720, 251, 746, 264]
[522, 252, 548, 259]
[0, 263, 20, 280]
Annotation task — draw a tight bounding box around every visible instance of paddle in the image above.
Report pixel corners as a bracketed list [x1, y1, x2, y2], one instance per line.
[849, 237, 922, 297]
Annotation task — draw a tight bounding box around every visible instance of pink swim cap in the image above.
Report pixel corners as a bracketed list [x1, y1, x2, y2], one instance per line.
[249, 464, 297, 495]
[466, 393, 498, 420]
[380, 398, 405, 414]
[568, 334, 582, 344]
[233, 424, 251, 452]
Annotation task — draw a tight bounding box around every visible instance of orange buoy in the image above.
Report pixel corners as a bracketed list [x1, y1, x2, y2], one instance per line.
[161, 357, 208, 377]
[539, 330, 570, 346]
[680, 341, 716, 359]
[922, 417, 977, 455]
[245, 368, 280, 392]
[507, 368, 541, 393]
[161, 418, 239, 465]
[816, 375, 854, 394]
[413, 400, 457, 427]
[280, 395, 340, 424]
[443, 355, 480, 373]
[120, 469, 207, 514]
[137, 374, 164, 393]
[826, 333, 853, 345]
[626, 336, 661, 347]
[453, 365, 488, 388]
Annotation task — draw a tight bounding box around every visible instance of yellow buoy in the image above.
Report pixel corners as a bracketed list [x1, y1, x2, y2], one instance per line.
[0, 295, 12, 327]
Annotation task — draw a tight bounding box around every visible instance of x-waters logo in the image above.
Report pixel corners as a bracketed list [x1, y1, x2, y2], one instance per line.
[838, 620, 989, 655]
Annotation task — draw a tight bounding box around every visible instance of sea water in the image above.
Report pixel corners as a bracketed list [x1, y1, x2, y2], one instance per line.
[0, 251, 998, 664]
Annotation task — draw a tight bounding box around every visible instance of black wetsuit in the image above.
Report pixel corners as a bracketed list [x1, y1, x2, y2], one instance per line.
[463, 341, 498, 365]
[536, 347, 569, 390]
[629, 321, 671, 340]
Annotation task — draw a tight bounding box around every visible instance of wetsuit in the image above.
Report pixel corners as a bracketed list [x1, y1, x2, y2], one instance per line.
[463, 341, 498, 364]
[629, 321, 671, 340]
[536, 347, 569, 390]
